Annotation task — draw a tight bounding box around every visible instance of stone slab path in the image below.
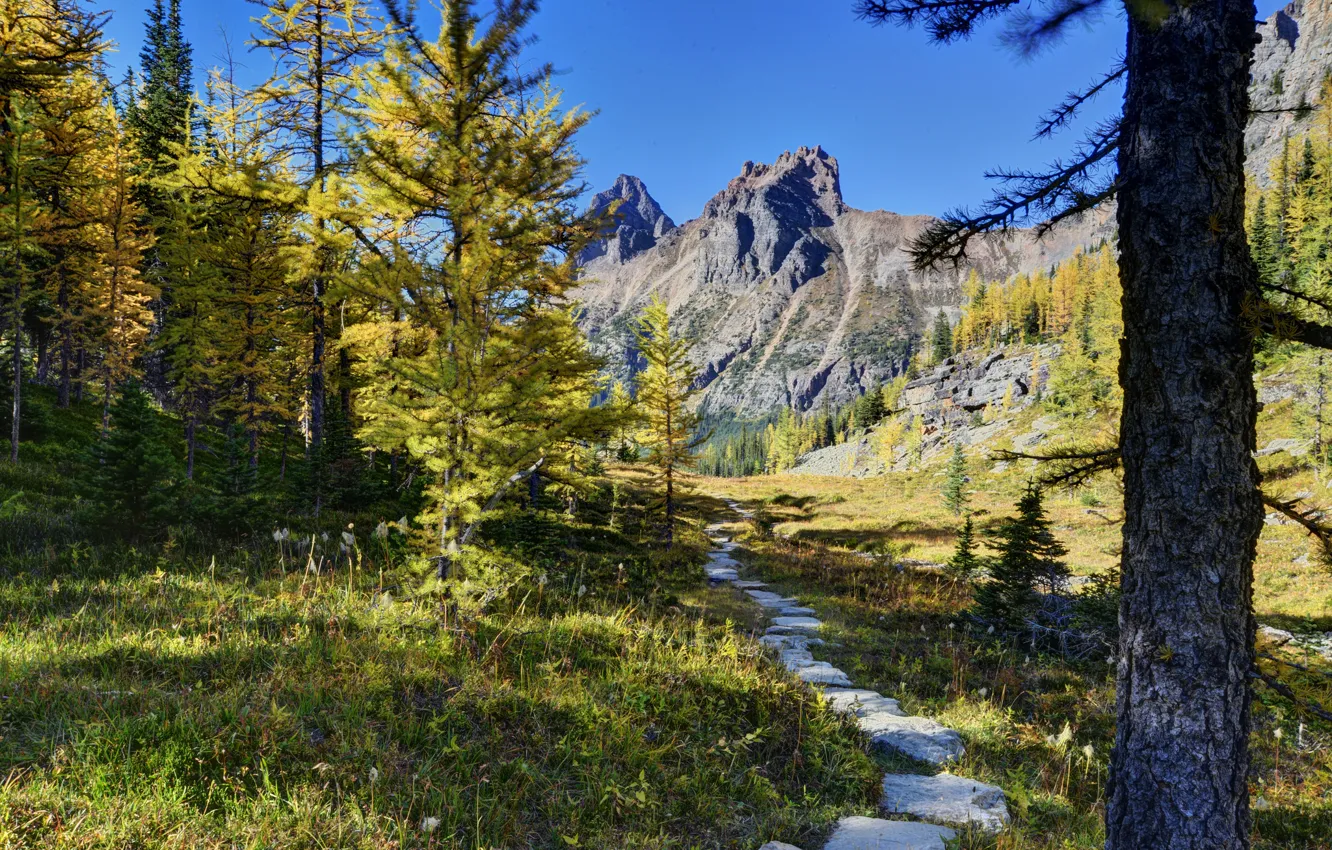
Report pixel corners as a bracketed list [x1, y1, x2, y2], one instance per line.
[708, 500, 1009, 849]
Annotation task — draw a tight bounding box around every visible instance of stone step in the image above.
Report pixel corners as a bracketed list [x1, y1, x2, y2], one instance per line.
[731, 580, 768, 589]
[821, 688, 907, 719]
[796, 665, 854, 687]
[859, 714, 966, 765]
[779, 606, 816, 616]
[822, 816, 955, 850]
[770, 616, 823, 631]
[758, 634, 824, 651]
[879, 772, 1010, 836]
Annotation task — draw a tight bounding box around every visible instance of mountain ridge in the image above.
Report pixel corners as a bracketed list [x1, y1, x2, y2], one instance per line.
[573, 146, 1112, 417]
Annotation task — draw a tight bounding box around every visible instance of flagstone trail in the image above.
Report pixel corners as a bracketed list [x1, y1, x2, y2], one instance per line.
[708, 500, 1010, 849]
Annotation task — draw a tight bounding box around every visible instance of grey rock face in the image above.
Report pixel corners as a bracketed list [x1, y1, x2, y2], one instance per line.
[1248, 1, 1332, 185]
[879, 773, 1010, 835]
[578, 174, 676, 265]
[822, 817, 956, 850]
[574, 148, 1111, 417]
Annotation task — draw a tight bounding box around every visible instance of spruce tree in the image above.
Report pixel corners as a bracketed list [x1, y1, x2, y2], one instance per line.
[930, 308, 952, 362]
[942, 441, 968, 515]
[127, 0, 193, 174]
[87, 380, 175, 533]
[973, 484, 1069, 630]
[635, 295, 703, 547]
[945, 513, 980, 581]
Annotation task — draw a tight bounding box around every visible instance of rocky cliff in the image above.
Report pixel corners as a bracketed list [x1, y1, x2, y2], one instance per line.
[573, 147, 1112, 417]
[1248, 0, 1332, 183]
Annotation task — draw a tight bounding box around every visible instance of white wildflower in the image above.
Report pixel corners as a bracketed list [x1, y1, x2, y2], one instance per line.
[986, 625, 995, 634]
[1082, 744, 1095, 760]
[272, 529, 283, 543]
[321, 531, 329, 542]
[577, 584, 587, 597]
[342, 531, 355, 547]
[537, 573, 548, 587]
[373, 521, 389, 539]
[1274, 727, 1284, 741]
[978, 687, 988, 698]
[420, 816, 440, 832]
[368, 767, 379, 783]
[397, 516, 409, 532]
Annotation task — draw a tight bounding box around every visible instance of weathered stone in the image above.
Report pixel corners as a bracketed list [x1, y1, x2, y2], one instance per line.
[757, 842, 802, 850]
[861, 715, 965, 765]
[780, 648, 815, 669]
[1259, 625, 1295, 646]
[731, 580, 768, 589]
[770, 616, 822, 630]
[796, 665, 853, 687]
[746, 590, 801, 608]
[822, 816, 956, 850]
[821, 688, 907, 718]
[879, 772, 1010, 835]
[778, 606, 816, 616]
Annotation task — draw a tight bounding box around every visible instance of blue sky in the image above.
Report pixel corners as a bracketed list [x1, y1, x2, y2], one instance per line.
[100, 0, 1287, 222]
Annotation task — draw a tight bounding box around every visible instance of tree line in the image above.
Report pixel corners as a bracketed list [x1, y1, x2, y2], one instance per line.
[0, 0, 706, 566]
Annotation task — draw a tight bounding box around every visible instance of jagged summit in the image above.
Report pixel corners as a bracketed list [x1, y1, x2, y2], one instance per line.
[704, 145, 846, 223]
[574, 147, 1111, 416]
[579, 174, 675, 265]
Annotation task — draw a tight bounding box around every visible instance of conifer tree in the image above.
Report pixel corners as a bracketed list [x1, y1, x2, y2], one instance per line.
[87, 380, 175, 533]
[634, 295, 703, 547]
[346, 0, 608, 575]
[973, 484, 1069, 630]
[127, 0, 193, 172]
[930, 308, 952, 362]
[249, 0, 383, 508]
[82, 104, 153, 430]
[942, 441, 968, 515]
[945, 513, 980, 581]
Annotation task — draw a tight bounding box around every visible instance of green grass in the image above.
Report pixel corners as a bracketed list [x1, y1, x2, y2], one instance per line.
[0, 394, 882, 849]
[694, 493, 1332, 849]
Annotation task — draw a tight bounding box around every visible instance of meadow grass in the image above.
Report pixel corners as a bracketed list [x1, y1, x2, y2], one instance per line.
[0, 450, 881, 849]
[694, 466, 1332, 849]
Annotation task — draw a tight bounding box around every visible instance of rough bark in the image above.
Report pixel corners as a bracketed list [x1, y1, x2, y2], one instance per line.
[1107, 1, 1261, 847]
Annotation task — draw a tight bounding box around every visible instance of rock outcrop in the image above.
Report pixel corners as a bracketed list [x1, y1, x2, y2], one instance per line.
[573, 147, 1112, 417]
[1248, 0, 1332, 184]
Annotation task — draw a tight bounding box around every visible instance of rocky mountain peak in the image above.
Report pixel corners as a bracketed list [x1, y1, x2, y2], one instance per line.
[1248, 0, 1332, 182]
[704, 144, 846, 223]
[579, 174, 676, 265]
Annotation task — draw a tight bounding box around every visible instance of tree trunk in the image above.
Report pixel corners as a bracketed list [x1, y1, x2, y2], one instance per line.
[9, 290, 19, 464]
[1107, 1, 1261, 848]
[185, 414, 196, 481]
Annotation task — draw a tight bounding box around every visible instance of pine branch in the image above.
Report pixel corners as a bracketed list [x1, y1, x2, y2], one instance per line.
[1001, 0, 1111, 57]
[1257, 307, 1332, 351]
[1258, 651, 1332, 683]
[1261, 491, 1332, 566]
[909, 119, 1120, 268]
[854, 0, 1021, 42]
[994, 444, 1121, 489]
[1252, 666, 1332, 723]
[1035, 62, 1125, 140]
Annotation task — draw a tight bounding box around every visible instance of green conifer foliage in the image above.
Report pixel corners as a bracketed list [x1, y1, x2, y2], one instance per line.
[942, 441, 968, 516]
[86, 380, 176, 533]
[346, 0, 608, 575]
[635, 295, 703, 546]
[945, 513, 980, 581]
[973, 484, 1070, 630]
[930, 308, 953, 362]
